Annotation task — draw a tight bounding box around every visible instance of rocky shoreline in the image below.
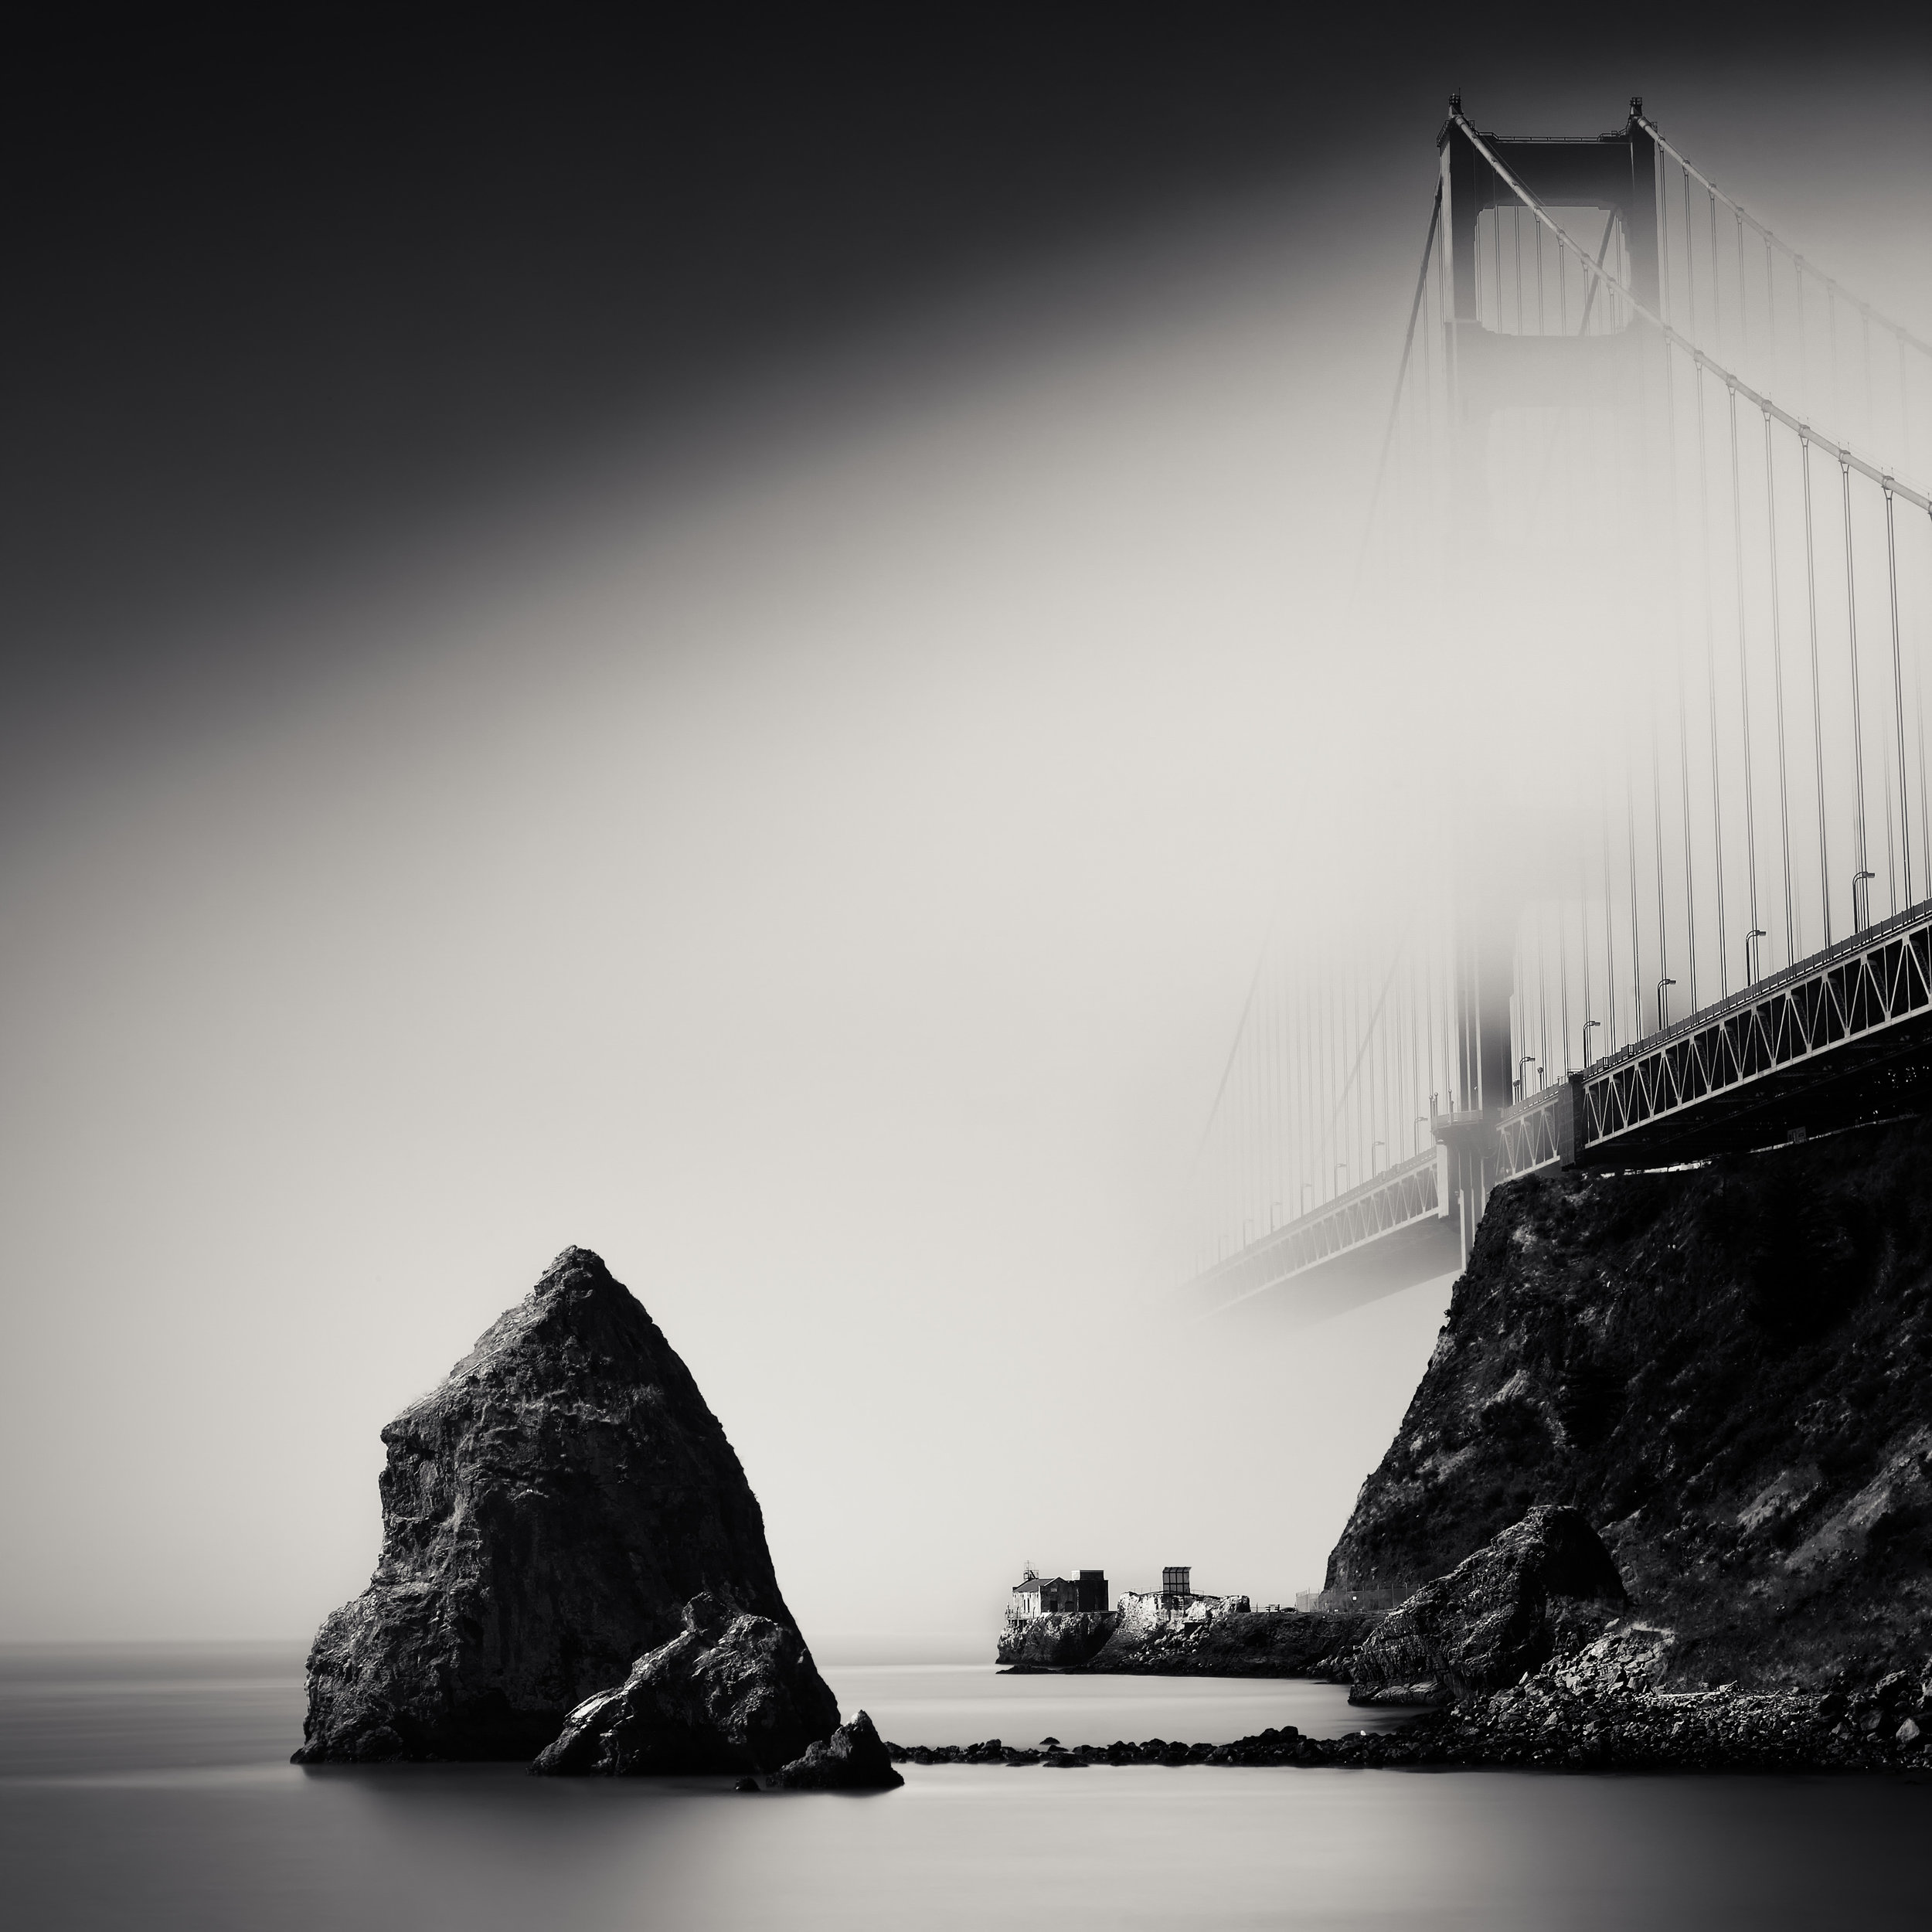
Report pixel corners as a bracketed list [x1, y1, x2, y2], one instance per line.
[1002, 1608, 1367, 1679]
[899, 1636, 1932, 1774]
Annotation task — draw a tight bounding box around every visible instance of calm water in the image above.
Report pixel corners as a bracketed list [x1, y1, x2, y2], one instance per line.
[2, 1644, 1927, 1930]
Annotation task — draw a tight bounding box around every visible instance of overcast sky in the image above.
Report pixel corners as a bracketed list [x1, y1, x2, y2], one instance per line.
[3, 10, 1929, 1644]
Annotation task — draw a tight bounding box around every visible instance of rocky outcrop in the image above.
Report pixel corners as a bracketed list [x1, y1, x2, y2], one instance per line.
[1073, 1607, 1369, 1678]
[529, 1592, 840, 1775]
[765, 1711, 903, 1789]
[876, 1649, 1932, 1771]
[1326, 1121, 1932, 1692]
[295, 1247, 818, 1762]
[1350, 1506, 1625, 1699]
[996, 1612, 1117, 1668]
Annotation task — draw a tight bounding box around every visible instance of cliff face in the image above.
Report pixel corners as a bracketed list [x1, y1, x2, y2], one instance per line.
[1077, 1608, 1369, 1678]
[996, 1612, 1118, 1668]
[298, 1247, 818, 1761]
[1327, 1121, 1932, 1689]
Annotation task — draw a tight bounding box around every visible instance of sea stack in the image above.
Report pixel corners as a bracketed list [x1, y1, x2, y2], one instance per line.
[294, 1247, 832, 1762]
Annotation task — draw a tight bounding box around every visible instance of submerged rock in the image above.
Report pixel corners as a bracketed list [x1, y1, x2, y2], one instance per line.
[1351, 1505, 1626, 1699]
[294, 1247, 815, 1762]
[766, 1710, 904, 1790]
[529, 1592, 839, 1775]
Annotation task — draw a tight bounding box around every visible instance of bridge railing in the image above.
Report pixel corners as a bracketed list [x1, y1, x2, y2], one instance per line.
[1578, 899, 1932, 1156]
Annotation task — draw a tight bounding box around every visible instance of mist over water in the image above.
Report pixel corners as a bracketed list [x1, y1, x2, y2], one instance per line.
[2, 0, 1930, 1694]
[4, 1645, 1928, 1931]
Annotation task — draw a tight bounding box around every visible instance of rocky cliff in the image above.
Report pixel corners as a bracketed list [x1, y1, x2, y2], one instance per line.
[996, 1612, 1118, 1669]
[1073, 1607, 1369, 1678]
[297, 1247, 826, 1761]
[1327, 1120, 1932, 1691]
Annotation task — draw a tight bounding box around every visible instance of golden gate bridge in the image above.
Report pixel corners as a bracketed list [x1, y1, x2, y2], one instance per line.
[1185, 98, 1932, 1321]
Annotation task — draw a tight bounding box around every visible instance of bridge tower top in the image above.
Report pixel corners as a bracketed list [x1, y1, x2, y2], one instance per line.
[1438, 97, 1660, 321]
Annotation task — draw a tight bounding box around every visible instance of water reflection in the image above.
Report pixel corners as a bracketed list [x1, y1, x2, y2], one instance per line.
[2, 1645, 1926, 1931]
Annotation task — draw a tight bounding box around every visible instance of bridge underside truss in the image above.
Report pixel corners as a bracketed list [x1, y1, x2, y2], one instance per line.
[1187, 905, 1932, 1321]
[1185, 1148, 1458, 1321]
[1578, 902, 1932, 1165]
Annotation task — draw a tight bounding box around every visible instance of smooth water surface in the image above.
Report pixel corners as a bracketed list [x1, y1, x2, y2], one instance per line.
[2, 1643, 1927, 1930]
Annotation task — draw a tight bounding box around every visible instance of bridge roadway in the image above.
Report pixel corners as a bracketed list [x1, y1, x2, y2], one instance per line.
[1189, 896, 1932, 1321]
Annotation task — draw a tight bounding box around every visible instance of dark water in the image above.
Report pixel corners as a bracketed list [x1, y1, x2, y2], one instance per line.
[2, 1645, 1927, 1930]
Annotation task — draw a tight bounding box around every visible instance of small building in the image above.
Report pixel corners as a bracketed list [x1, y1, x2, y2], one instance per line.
[1116, 1565, 1247, 1636]
[1009, 1566, 1109, 1621]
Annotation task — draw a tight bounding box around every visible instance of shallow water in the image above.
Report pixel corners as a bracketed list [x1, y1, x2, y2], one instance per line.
[2, 1643, 1926, 1930]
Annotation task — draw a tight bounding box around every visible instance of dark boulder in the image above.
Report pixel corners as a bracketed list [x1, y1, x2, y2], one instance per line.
[766, 1709, 904, 1790]
[1351, 1505, 1626, 1698]
[294, 1247, 813, 1762]
[529, 1592, 839, 1775]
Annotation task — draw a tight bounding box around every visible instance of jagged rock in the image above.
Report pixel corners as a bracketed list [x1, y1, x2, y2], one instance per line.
[1548, 1622, 1675, 1700]
[294, 1247, 813, 1762]
[1325, 1122, 1932, 1691]
[1351, 1505, 1626, 1699]
[1073, 1607, 1369, 1679]
[996, 1611, 1118, 1668]
[529, 1592, 839, 1774]
[766, 1710, 904, 1790]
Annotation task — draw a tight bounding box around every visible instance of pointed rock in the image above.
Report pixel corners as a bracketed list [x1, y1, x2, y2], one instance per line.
[529, 1592, 839, 1774]
[294, 1247, 817, 1761]
[767, 1709, 905, 1790]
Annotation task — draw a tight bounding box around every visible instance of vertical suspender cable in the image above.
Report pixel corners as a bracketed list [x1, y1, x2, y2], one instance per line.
[1764, 409, 1797, 961]
[1536, 209, 1545, 333]
[1558, 889, 1572, 1073]
[1663, 339, 1700, 1005]
[1730, 382, 1761, 965]
[1842, 455, 1870, 923]
[1628, 757, 1645, 1037]
[1580, 856, 1594, 1060]
[1801, 434, 1832, 944]
[1797, 264, 1809, 430]
[1886, 484, 1913, 908]
[1716, 193, 1731, 365]
[1697, 354, 1730, 994]
[1536, 899, 1549, 1087]
[1920, 507, 1931, 896]
[1602, 780, 1619, 1051]
[1682, 163, 1698, 348]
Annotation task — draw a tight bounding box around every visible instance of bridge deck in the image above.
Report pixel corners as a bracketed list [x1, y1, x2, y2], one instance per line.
[1185, 1146, 1457, 1320]
[1189, 900, 1932, 1318]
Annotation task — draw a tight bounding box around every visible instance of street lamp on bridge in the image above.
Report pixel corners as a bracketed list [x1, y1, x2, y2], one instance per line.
[1854, 871, 1876, 934]
[1581, 1019, 1600, 1067]
[1656, 977, 1676, 1033]
[1746, 928, 1767, 986]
